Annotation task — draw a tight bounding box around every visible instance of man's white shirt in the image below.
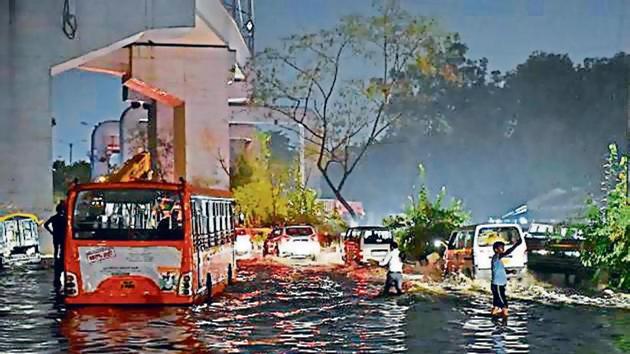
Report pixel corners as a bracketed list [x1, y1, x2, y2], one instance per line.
[380, 248, 403, 273]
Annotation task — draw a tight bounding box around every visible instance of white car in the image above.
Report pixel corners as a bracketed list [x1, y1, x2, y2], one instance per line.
[277, 226, 321, 260]
[234, 229, 254, 259]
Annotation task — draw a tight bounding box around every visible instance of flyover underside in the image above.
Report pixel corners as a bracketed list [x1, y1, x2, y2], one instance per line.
[0, 0, 196, 253]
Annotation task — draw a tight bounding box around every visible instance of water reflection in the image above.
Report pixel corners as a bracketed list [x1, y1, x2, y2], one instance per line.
[60, 307, 207, 352]
[0, 262, 628, 353]
[460, 297, 529, 353]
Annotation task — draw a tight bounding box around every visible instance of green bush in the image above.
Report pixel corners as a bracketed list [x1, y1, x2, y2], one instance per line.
[577, 144, 630, 290]
[384, 165, 470, 260]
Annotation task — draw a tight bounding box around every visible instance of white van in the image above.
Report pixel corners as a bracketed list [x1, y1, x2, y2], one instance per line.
[341, 226, 393, 264]
[445, 223, 527, 280]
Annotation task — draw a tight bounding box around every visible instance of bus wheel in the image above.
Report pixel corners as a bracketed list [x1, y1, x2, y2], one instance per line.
[227, 265, 234, 285]
[206, 273, 213, 303]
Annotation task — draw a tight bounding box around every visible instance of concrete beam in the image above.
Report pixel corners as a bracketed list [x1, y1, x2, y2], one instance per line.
[0, 0, 195, 254]
[197, 0, 251, 67]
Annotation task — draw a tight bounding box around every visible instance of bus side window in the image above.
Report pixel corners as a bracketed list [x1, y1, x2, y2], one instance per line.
[191, 199, 200, 245]
[226, 203, 234, 236]
[215, 202, 222, 244]
[205, 200, 213, 247]
[211, 201, 218, 246]
[221, 202, 227, 244]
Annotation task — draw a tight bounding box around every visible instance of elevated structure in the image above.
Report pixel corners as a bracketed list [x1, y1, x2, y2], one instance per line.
[1, 0, 194, 219]
[0, 0, 254, 253]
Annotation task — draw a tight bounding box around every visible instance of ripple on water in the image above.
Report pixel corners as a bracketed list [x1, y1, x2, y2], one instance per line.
[1, 263, 629, 353]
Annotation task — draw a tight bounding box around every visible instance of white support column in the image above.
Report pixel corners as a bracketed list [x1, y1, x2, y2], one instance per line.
[0, 0, 195, 254]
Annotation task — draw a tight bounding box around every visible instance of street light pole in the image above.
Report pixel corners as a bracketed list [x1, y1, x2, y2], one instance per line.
[69, 143, 73, 164]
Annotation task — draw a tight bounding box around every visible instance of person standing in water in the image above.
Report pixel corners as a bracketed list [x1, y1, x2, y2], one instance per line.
[44, 201, 67, 289]
[44, 201, 67, 264]
[490, 237, 523, 317]
[380, 241, 404, 295]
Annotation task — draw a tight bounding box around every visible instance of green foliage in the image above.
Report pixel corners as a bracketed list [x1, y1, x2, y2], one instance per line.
[287, 175, 325, 225]
[249, 0, 456, 218]
[233, 133, 289, 226]
[577, 144, 630, 290]
[345, 50, 630, 221]
[233, 133, 327, 228]
[52, 160, 90, 201]
[383, 165, 470, 260]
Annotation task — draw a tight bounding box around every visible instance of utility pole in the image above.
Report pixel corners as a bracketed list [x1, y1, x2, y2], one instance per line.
[69, 143, 73, 164]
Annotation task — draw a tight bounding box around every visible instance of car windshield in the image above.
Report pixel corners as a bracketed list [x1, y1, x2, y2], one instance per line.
[72, 189, 184, 241]
[477, 227, 521, 247]
[362, 229, 392, 244]
[286, 227, 314, 236]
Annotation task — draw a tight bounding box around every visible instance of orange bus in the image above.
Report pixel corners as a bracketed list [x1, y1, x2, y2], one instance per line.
[63, 180, 236, 305]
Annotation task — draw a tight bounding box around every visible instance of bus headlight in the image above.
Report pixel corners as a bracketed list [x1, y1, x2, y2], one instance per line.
[178, 272, 192, 296]
[65, 272, 78, 297]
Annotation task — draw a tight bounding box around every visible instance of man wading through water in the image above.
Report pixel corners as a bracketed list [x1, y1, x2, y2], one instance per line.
[380, 242, 403, 295]
[44, 201, 67, 288]
[490, 237, 523, 317]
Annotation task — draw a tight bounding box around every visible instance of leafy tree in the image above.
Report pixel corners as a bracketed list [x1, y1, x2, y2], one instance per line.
[345, 51, 630, 220]
[577, 144, 630, 290]
[233, 133, 328, 228]
[233, 133, 290, 226]
[52, 160, 90, 200]
[286, 167, 325, 225]
[250, 0, 456, 218]
[384, 165, 470, 260]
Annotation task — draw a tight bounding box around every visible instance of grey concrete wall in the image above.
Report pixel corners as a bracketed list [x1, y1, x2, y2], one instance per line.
[0, 0, 195, 253]
[131, 45, 234, 190]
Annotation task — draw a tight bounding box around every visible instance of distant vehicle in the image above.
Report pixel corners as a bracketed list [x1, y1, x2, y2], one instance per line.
[63, 180, 236, 305]
[444, 223, 528, 279]
[263, 226, 320, 260]
[0, 213, 41, 268]
[526, 222, 555, 239]
[263, 228, 283, 257]
[341, 226, 393, 265]
[234, 228, 254, 259]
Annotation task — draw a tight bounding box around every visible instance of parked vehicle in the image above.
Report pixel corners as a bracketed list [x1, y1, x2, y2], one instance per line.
[64, 180, 236, 305]
[234, 228, 254, 259]
[444, 223, 528, 279]
[263, 226, 320, 260]
[0, 213, 41, 268]
[341, 226, 393, 265]
[277, 226, 321, 260]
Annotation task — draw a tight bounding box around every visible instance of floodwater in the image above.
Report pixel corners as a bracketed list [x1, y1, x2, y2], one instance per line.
[0, 261, 628, 353]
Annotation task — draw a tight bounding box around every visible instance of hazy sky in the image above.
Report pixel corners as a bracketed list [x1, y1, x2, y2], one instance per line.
[53, 0, 629, 161]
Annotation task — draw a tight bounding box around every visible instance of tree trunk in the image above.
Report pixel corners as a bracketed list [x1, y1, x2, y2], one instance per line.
[332, 188, 357, 219]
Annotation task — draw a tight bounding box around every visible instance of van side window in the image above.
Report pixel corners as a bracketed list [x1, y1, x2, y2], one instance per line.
[455, 232, 466, 249]
[464, 231, 473, 248]
[448, 232, 458, 248]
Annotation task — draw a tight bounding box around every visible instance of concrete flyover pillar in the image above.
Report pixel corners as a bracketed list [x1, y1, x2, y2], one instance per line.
[0, 0, 195, 254]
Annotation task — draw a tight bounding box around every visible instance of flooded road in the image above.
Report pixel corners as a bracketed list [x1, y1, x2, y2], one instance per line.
[0, 261, 628, 353]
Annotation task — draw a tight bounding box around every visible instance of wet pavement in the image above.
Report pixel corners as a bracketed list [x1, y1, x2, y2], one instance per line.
[0, 260, 628, 353]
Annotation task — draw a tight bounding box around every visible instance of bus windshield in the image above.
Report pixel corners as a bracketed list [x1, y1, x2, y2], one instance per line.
[72, 189, 184, 241]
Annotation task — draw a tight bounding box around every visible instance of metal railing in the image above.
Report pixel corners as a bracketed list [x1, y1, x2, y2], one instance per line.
[223, 0, 255, 52]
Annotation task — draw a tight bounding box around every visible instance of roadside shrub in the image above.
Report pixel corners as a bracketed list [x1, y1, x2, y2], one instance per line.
[384, 165, 470, 260]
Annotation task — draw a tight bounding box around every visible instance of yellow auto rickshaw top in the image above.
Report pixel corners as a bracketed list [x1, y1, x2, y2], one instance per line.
[0, 213, 42, 224]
